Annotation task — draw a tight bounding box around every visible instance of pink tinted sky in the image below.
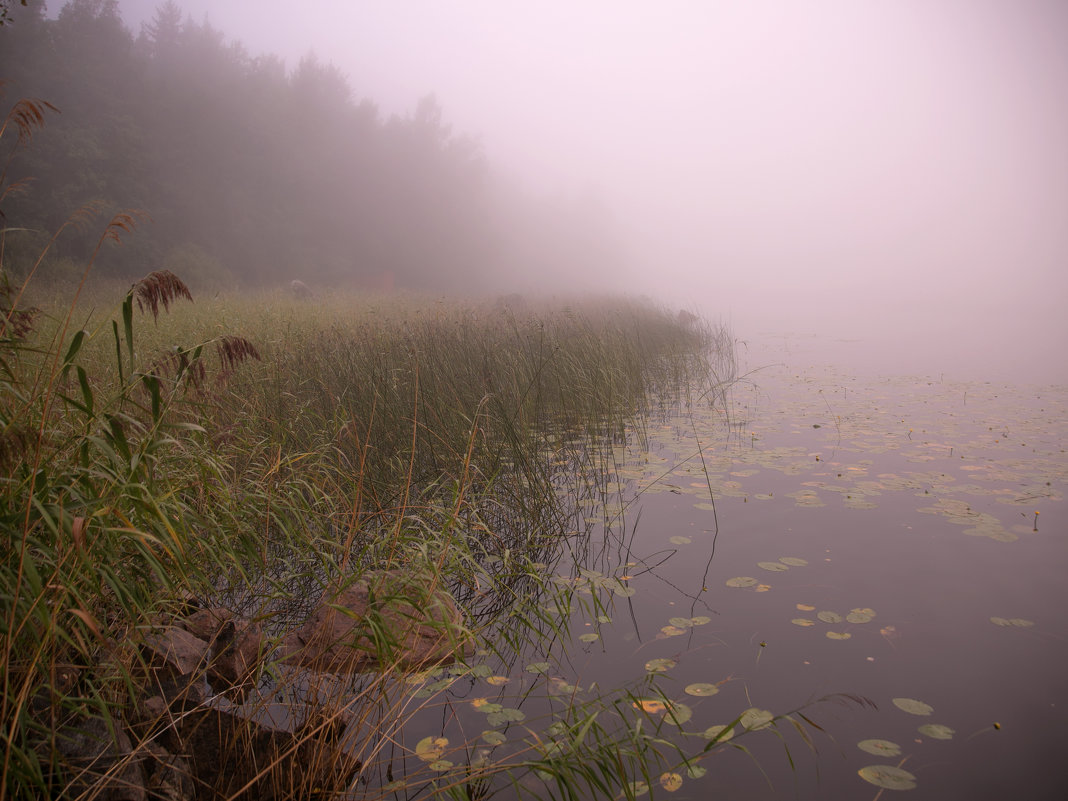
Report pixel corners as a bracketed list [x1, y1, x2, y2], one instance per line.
[112, 0, 1067, 380]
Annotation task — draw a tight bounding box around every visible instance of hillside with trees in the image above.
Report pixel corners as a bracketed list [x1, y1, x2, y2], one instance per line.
[0, 0, 627, 292]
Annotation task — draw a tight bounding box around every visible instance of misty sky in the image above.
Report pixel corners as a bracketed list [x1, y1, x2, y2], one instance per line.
[110, 0, 1067, 381]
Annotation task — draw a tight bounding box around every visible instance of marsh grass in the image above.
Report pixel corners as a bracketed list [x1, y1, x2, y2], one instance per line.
[0, 95, 851, 799]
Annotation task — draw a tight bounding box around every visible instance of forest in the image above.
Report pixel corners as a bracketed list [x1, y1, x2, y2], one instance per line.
[0, 0, 625, 293]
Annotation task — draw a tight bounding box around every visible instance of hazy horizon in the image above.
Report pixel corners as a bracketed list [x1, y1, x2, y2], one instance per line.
[104, 0, 1068, 382]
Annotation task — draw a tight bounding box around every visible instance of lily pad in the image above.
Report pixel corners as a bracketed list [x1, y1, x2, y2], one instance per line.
[893, 698, 934, 716]
[846, 608, 877, 624]
[703, 724, 735, 742]
[428, 760, 454, 772]
[739, 707, 774, 730]
[659, 772, 683, 792]
[481, 730, 507, 745]
[686, 765, 707, 779]
[779, 557, 808, 566]
[669, 536, 692, 545]
[645, 658, 677, 673]
[990, 616, 1035, 627]
[525, 662, 551, 675]
[918, 723, 955, 740]
[684, 682, 720, 697]
[668, 616, 694, 628]
[858, 764, 917, 790]
[659, 625, 687, 637]
[796, 603, 816, 611]
[826, 631, 852, 640]
[726, 576, 758, 588]
[791, 618, 816, 627]
[662, 702, 693, 726]
[486, 707, 526, 726]
[858, 739, 902, 756]
[579, 633, 600, 643]
[415, 736, 448, 761]
[758, 561, 790, 572]
[817, 611, 843, 623]
[690, 615, 712, 626]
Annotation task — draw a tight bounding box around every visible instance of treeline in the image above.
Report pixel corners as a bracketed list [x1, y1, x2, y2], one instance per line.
[0, 0, 625, 291]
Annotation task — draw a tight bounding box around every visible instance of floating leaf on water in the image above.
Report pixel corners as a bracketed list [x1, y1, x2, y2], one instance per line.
[669, 616, 694, 628]
[817, 611, 843, 624]
[486, 708, 526, 726]
[645, 658, 677, 673]
[597, 615, 612, 624]
[634, 699, 668, 714]
[685, 682, 720, 697]
[428, 760, 453, 772]
[670, 536, 692, 545]
[791, 618, 817, 627]
[659, 625, 687, 637]
[740, 708, 774, 730]
[627, 780, 649, 797]
[779, 557, 808, 566]
[415, 736, 448, 761]
[485, 675, 509, 686]
[826, 631, 852, 640]
[703, 724, 735, 742]
[847, 608, 877, 624]
[662, 702, 693, 725]
[1009, 618, 1035, 627]
[797, 603, 816, 611]
[758, 561, 790, 572]
[918, 724, 955, 740]
[579, 633, 600, 643]
[858, 764, 917, 790]
[547, 677, 578, 695]
[755, 584, 772, 592]
[893, 698, 934, 716]
[660, 772, 683, 792]
[546, 721, 568, 737]
[858, 738, 901, 756]
[613, 584, 637, 597]
[525, 662, 551, 675]
[726, 576, 758, 588]
[686, 765, 707, 779]
[690, 615, 711, 626]
[481, 730, 506, 745]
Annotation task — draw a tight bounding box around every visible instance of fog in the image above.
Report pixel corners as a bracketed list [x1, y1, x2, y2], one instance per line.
[114, 1, 1068, 382]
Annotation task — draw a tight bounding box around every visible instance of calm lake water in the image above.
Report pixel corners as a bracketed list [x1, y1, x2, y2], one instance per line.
[378, 333, 1067, 799]
[534, 334, 1068, 799]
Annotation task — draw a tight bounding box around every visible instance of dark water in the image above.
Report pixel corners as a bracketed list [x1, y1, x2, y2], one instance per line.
[355, 334, 1067, 799]
[503, 335, 1068, 799]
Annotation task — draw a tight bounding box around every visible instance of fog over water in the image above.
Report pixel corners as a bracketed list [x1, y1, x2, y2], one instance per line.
[117, 0, 1068, 383]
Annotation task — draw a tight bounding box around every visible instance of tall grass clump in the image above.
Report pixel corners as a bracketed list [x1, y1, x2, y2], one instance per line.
[0, 90, 862, 801]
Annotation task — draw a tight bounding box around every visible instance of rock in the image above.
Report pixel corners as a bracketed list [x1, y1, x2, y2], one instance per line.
[281, 570, 470, 674]
[177, 704, 358, 800]
[179, 607, 264, 691]
[51, 712, 146, 801]
[142, 743, 194, 801]
[141, 626, 209, 679]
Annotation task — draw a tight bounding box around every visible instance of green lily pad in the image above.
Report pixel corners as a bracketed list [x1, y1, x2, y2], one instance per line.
[428, 759, 454, 772]
[525, 662, 550, 675]
[684, 682, 720, 697]
[690, 615, 711, 626]
[703, 724, 734, 742]
[846, 608, 877, 623]
[486, 707, 526, 726]
[668, 616, 694, 628]
[826, 631, 852, 640]
[779, 557, 808, 566]
[893, 698, 934, 716]
[726, 576, 757, 588]
[858, 739, 902, 756]
[645, 657, 677, 673]
[758, 561, 790, 572]
[918, 723, 955, 740]
[858, 764, 917, 790]
[481, 730, 506, 745]
[817, 611, 843, 623]
[791, 618, 816, 627]
[662, 702, 693, 726]
[686, 765, 707, 779]
[739, 707, 774, 730]
[578, 633, 600, 643]
[991, 616, 1035, 627]
[670, 536, 692, 545]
